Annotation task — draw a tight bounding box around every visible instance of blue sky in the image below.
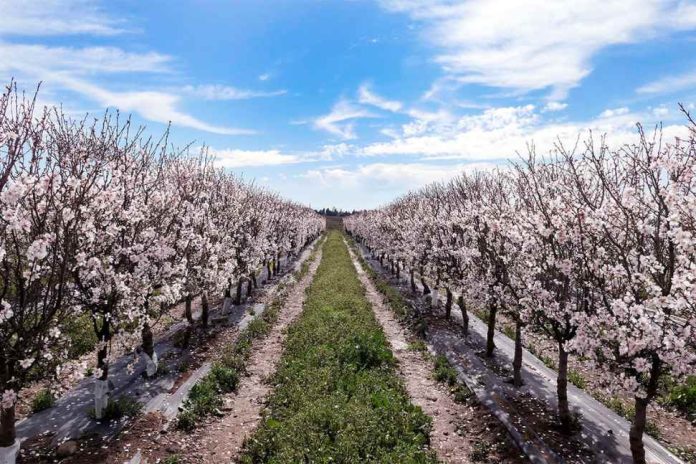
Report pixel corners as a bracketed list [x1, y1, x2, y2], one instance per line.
[2, 0, 696, 209]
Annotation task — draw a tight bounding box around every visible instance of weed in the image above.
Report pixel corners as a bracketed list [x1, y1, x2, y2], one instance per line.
[31, 389, 55, 413]
[568, 369, 587, 389]
[90, 396, 142, 421]
[470, 441, 493, 462]
[161, 455, 181, 464]
[433, 355, 459, 386]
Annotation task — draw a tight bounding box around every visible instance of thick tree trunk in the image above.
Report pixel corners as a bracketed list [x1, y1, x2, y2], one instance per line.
[247, 276, 254, 298]
[274, 253, 281, 276]
[457, 295, 469, 336]
[557, 341, 571, 431]
[410, 269, 416, 293]
[630, 397, 649, 464]
[266, 261, 272, 280]
[251, 271, 258, 289]
[0, 405, 16, 447]
[512, 320, 523, 387]
[629, 357, 660, 464]
[201, 292, 209, 328]
[445, 288, 453, 319]
[485, 301, 497, 357]
[235, 279, 244, 306]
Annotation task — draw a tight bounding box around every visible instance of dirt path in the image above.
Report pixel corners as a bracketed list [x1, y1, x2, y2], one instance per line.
[346, 243, 478, 464]
[185, 246, 323, 463]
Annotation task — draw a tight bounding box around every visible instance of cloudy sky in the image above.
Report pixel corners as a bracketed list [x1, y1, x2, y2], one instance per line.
[2, 0, 696, 209]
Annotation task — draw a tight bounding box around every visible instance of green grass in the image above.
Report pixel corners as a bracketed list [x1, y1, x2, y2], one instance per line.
[240, 231, 436, 463]
[661, 375, 696, 421]
[89, 395, 142, 421]
[31, 389, 55, 413]
[568, 369, 587, 389]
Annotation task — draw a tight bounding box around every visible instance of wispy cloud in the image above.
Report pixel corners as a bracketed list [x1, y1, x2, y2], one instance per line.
[0, 0, 124, 36]
[313, 99, 377, 140]
[57, 76, 255, 135]
[637, 69, 696, 95]
[0, 44, 173, 76]
[379, 0, 696, 98]
[182, 84, 286, 100]
[357, 84, 403, 112]
[210, 148, 301, 168]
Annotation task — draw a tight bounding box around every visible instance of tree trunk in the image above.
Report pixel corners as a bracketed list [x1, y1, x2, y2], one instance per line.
[512, 320, 523, 387]
[420, 276, 431, 295]
[183, 295, 194, 347]
[396, 261, 400, 280]
[629, 357, 661, 464]
[274, 253, 281, 276]
[379, 255, 384, 267]
[235, 279, 244, 305]
[410, 269, 416, 293]
[485, 301, 497, 357]
[0, 405, 15, 448]
[266, 261, 272, 280]
[445, 288, 453, 319]
[557, 341, 571, 431]
[184, 295, 194, 324]
[142, 323, 154, 359]
[247, 276, 254, 298]
[201, 292, 209, 328]
[457, 295, 469, 336]
[251, 271, 258, 289]
[97, 317, 110, 380]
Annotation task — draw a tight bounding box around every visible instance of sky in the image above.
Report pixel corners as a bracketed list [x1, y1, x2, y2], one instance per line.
[2, 0, 696, 210]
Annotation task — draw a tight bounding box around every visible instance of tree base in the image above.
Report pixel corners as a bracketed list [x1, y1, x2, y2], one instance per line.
[0, 439, 20, 464]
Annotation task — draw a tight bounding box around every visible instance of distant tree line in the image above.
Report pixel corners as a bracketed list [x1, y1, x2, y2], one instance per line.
[315, 207, 357, 217]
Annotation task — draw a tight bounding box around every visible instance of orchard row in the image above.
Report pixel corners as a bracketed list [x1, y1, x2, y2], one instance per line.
[345, 116, 696, 464]
[0, 85, 324, 448]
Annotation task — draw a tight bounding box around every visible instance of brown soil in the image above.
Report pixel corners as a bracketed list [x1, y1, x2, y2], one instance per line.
[346, 245, 526, 464]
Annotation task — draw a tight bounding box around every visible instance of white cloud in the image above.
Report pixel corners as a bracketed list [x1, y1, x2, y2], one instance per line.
[313, 99, 377, 140]
[0, 0, 123, 36]
[380, 0, 696, 97]
[182, 84, 286, 100]
[358, 103, 688, 160]
[357, 84, 403, 112]
[599, 107, 630, 118]
[302, 161, 497, 191]
[258, 73, 271, 81]
[637, 69, 696, 95]
[210, 148, 301, 168]
[57, 76, 255, 135]
[0, 44, 172, 75]
[543, 101, 568, 112]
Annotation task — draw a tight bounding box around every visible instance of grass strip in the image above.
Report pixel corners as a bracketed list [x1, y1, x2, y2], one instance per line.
[176, 238, 323, 431]
[240, 231, 436, 463]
